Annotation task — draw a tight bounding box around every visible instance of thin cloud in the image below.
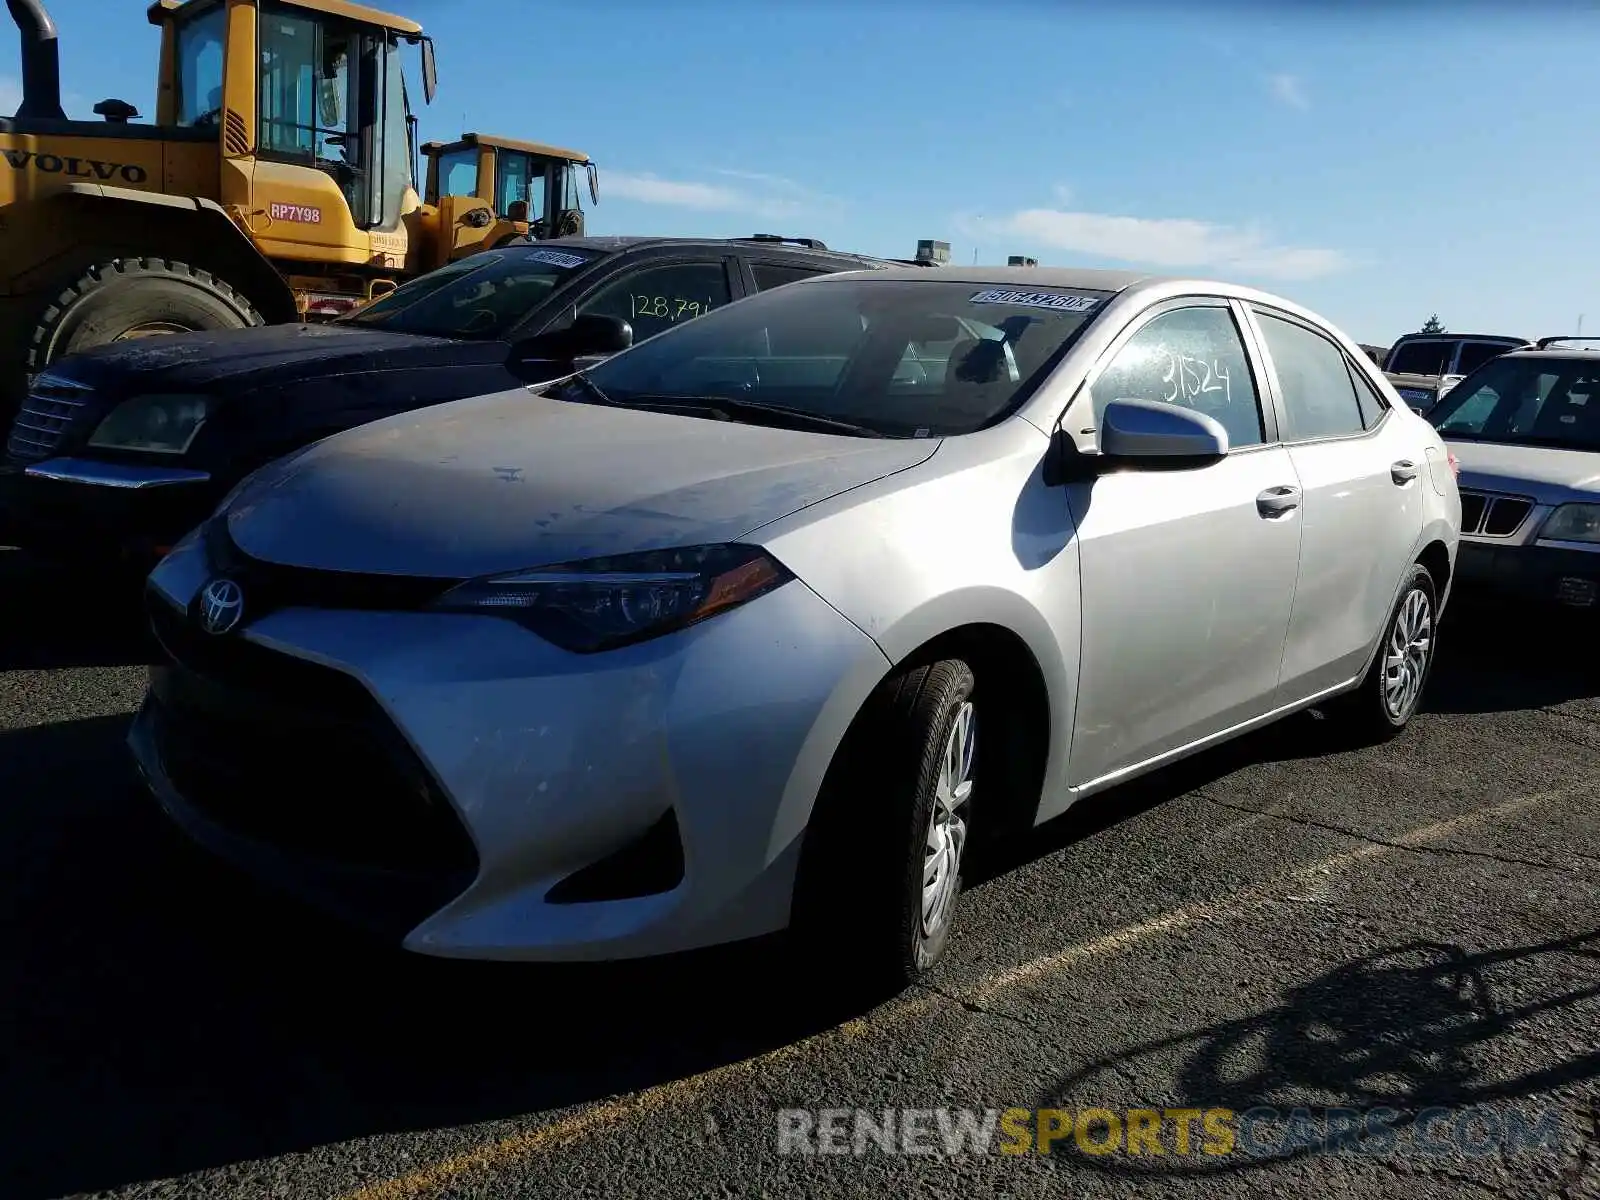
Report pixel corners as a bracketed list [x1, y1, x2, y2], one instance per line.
[971, 207, 1349, 281]
[1268, 72, 1309, 110]
[604, 168, 838, 221]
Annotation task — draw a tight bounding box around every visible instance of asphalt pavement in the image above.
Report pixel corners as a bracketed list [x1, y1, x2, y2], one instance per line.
[2, 547, 1598, 1200]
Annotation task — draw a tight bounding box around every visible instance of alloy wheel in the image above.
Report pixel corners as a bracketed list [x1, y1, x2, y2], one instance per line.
[919, 699, 975, 965]
[1383, 586, 1433, 720]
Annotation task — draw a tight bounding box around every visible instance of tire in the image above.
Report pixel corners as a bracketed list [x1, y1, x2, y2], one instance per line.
[1323, 563, 1439, 744]
[792, 658, 979, 998]
[26, 257, 265, 373]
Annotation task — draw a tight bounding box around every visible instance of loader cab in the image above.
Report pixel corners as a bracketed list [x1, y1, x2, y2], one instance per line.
[160, 0, 438, 235]
[422, 132, 598, 239]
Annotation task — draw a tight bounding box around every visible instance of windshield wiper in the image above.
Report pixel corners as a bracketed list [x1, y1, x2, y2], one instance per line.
[613, 394, 888, 438]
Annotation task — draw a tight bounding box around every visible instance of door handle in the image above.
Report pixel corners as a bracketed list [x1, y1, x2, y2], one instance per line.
[1256, 485, 1301, 518]
[1391, 459, 1419, 484]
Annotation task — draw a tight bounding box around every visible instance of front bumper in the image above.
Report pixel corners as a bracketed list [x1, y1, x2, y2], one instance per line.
[1455, 538, 1600, 609]
[0, 456, 219, 560]
[132, 535, 892, 962]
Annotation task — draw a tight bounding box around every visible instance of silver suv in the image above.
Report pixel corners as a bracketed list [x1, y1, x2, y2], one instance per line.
[1427, 342, 1600, 609]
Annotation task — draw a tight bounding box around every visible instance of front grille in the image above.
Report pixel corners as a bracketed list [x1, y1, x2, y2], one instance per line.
[201, 517, 462, 617]
[1459, 489, 1536, 538]
[146, 589, 479, 883]
[1483, 497, 1533, 536]
[5, 375, 95, 464]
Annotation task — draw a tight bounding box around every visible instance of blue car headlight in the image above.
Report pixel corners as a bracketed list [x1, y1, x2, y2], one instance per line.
[1539, 503, 1600, 544]
[428, 543, 794, 652]
[87, 393, 210, 454]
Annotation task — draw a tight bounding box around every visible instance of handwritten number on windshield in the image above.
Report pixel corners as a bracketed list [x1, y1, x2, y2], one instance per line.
[1161, 351, 1231, 406]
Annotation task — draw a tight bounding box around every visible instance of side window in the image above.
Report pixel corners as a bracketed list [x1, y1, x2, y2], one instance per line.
[1387, 339, 1454, 376]
[439, 151, 478, 197]
[1089, 305, 1265, 449]
[750, 262, 830, 292]
[1454, 341, 1512, 376]
[578, 261, 732, 342]
[175, 6, 226, 127]
[1254, 311, 1367, 441]
[496, 153, 545, 222]
[1346, 359, 1389, 429]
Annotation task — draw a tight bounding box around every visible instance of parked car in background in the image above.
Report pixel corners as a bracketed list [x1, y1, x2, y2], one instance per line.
[0, 235, 901, 568]
[1381, 331, 1530, 414]
[131, 265, 1459, 995]
[1427, 340, 1600, 610]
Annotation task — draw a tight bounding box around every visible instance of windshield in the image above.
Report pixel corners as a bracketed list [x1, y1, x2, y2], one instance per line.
[337, 246, 602, 338]
[572, 278, 1112, 438]
[1428, 355, 1600, 451]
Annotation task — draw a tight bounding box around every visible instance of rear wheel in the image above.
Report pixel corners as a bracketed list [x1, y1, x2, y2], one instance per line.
[792, 659, 979, 998]
[26, 257, 265, 374]
[1324, 563, 1438, 743]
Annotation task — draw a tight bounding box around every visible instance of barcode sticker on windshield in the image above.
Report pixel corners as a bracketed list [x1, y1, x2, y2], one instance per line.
[523, 249, 590, 269]
[969, 288, 1100, 313]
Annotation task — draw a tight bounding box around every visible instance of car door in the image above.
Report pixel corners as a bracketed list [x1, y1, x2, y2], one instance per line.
[1063, 298, 1304, 787]
[1243, 304, 1426, 705]
[558, 255, 741, 371]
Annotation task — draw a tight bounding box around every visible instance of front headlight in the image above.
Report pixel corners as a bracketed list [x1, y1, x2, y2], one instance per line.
[1538, 504, 1600, 544]
[87, 393, 210, 454]
[428, 543, 794, 653]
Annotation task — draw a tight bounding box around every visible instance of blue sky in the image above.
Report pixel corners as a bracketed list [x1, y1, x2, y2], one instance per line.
[4, 0, 1597, 346]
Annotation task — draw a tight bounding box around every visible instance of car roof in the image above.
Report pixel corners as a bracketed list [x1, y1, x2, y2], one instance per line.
[1392, 332, 1529, 344]
[788, 265, 1351, 324]
[524, 234, 888, 265]
[1501, 347, 1600, 362]
[831, 264, 1159, 290]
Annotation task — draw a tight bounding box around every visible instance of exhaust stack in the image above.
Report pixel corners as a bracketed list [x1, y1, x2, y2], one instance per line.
[7, 0, 66, 121]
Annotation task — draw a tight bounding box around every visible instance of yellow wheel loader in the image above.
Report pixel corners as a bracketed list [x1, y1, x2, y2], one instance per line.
[422, 132, 598, 252]
[0, 0, 598, 418]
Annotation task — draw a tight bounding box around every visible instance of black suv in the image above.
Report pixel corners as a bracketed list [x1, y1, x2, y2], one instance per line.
[1, 234, 905, 567]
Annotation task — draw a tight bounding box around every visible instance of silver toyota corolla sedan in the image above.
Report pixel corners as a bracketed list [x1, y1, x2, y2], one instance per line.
[130, 266, 1461, 993]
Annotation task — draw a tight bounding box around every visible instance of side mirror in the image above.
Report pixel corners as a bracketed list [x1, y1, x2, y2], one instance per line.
[1099, 398, 1229, 463]
[510, 313, 633, 365]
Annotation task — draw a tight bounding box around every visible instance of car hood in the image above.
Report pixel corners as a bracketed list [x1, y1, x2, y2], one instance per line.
[224, 389, 941, 577]
[46, 323, 505, 392]
[1446, 439, 1600, 499]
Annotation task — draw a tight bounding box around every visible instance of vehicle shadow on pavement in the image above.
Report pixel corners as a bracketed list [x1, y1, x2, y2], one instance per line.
[1424, 599, 1598, 716]
[0, 714, 876, 1200]
[0, 550, 160, 670]
[1032, 929, 1600, 1180]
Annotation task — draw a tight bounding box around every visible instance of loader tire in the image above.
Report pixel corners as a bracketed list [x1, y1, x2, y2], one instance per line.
[26, 257, 266, 374]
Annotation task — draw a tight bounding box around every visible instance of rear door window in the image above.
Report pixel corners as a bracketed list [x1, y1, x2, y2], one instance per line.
[1254, 311, 1367, 440]
[750, 262, 834, 291]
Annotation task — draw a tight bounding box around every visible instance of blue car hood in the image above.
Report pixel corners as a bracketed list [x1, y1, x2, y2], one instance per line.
[224, 388, 939, 578]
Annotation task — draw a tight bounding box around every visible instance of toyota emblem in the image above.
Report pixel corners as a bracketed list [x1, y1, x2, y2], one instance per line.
[198, 577, 245, 635]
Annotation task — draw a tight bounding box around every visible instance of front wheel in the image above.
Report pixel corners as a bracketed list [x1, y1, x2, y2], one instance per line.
[1324, 563, 1438, 743]
[792, 658, 979, 997]
[27, 257, 265, 373]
